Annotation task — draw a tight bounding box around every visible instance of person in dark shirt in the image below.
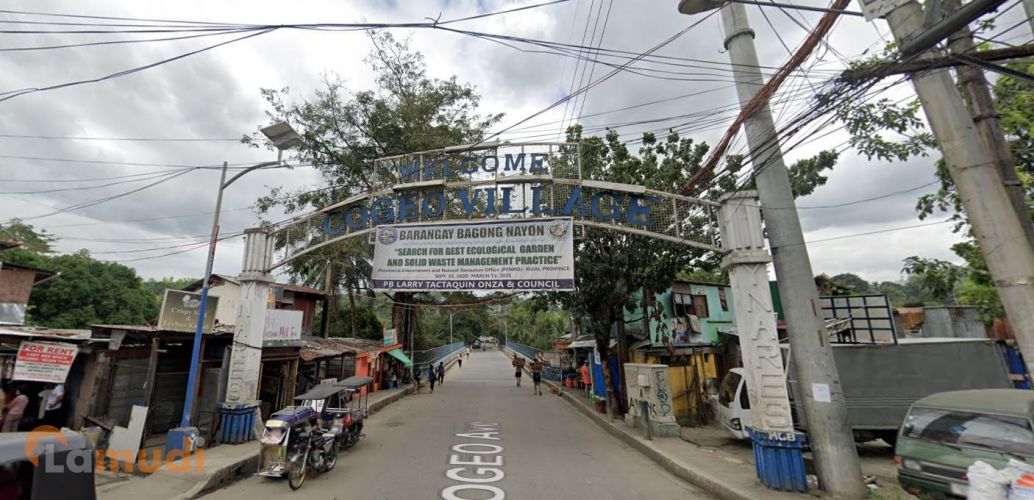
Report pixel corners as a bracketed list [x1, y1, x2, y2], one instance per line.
[530, 358, 544, 396]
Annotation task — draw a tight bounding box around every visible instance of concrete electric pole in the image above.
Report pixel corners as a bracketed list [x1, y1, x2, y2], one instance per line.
[870, 0, 1034, 377]
[942, 0, 1034, 248]
[718, 2, 867, 496]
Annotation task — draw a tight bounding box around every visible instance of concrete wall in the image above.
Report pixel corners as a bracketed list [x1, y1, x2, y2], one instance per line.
[623, 363, 679, 437]
[0, 268, 34, 303]
[206, 282, 242, 327]
[622, 281, 735, 347]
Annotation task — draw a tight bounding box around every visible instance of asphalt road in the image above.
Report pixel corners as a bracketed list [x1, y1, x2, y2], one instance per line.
[203, 350, 711, 499]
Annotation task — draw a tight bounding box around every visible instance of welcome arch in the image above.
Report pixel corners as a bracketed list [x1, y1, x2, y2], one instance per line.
[261, 142, 724, 273]
[224, 142, 795, 454]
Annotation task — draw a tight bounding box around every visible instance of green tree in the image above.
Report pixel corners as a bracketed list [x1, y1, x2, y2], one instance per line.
[143, 277, 195, 296]
[901, 256, 964, 303]
[250, 32, 502, 350]
[1, 224, 162, 328]
[829, 273, 874, 294]
[0, 219, 56, 253]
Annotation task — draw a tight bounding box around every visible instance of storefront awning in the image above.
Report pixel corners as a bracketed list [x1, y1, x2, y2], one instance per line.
[387, 348, 413, 367]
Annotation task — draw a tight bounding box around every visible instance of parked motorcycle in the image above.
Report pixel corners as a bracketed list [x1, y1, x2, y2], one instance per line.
[287, 426, 338, 490]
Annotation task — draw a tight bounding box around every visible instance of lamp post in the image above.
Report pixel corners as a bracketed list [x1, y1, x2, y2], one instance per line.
[676, 1, 865, 495]
[171, 122, 302, 451]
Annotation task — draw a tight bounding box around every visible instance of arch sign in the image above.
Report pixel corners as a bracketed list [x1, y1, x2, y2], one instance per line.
[265, 142, 722, 280]
[371, 218, 574, 292]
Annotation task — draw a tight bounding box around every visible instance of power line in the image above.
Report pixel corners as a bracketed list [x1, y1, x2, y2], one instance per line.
[476, 9, 721, 146]
[20, 168, 199, 220]
[0, 132, 241, 142]
[803, 219, 953, 245]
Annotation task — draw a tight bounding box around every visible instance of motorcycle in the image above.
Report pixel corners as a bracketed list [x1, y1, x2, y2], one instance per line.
[286, 425, 338, 490]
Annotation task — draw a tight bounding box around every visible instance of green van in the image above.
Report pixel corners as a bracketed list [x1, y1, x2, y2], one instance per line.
[895, 389, 1034, 498]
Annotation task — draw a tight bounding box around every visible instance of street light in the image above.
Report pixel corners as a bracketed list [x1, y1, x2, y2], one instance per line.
[677, 0, 726, 14]
[172, 122, 302, 450]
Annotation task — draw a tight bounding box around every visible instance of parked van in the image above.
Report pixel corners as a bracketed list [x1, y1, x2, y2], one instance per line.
[895, 389, 1034, 498]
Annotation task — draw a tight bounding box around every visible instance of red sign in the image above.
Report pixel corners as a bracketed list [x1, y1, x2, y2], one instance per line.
[13, 341, 78, 383]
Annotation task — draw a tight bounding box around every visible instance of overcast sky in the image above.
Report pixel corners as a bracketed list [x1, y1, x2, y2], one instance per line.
[0, 0, 1028, 283]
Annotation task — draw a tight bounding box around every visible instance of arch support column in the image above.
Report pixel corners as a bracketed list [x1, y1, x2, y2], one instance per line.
[719, 191, 793, 431]
[218, 228, 274, 443]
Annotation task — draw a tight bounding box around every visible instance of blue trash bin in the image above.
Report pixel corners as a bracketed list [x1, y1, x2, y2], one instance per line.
[746, 427, 808, 492]
[218, 403, 260, 444]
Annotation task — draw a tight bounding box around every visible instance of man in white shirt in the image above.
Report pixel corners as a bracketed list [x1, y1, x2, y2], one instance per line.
[42, 384, 63, 428]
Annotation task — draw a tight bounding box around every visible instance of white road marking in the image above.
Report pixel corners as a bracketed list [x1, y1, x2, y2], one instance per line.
[442, 422, 506, 499]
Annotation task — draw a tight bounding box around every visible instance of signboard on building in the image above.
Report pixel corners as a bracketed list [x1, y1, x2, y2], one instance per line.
[263, 309, 303, 342]
[383, 328, 396, 346]
[12, 340, 78, 383]
[371, 218, 574, 292]
[157, 289, 219, 333]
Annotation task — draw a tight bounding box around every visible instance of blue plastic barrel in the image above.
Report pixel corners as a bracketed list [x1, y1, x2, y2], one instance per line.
[746, 427, 808, 492]
[218, 403, 260, 444]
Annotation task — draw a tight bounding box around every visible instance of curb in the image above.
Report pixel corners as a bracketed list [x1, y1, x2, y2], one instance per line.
[104, 384, 419, 499]
[499, 347, 780, 500]
[546, 379, 755, 500]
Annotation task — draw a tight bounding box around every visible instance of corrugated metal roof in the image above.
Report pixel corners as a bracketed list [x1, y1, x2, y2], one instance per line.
[90, 323, 235, 335]
[298, 336, 384, 361]
[0, 326, 91, 341]
[277, 283, 325, 296]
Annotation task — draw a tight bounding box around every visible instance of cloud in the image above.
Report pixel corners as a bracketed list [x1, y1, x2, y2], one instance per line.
[1, 0, 1020, 284]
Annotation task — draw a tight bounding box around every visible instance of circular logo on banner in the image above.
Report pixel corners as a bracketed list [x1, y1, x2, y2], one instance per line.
[548, 220, 569, 239]
[378, 227, 398, 245]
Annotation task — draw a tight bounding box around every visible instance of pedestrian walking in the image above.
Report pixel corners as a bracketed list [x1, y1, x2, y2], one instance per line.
[414, 368, 423, 394]
[512, 357, 524, 387]
[427, 366, 437, 393]
[458, 356, 463, 368]
[530, 357, 544, 396]
[579, 361, 592, 399]
[437, 362, 445, 385]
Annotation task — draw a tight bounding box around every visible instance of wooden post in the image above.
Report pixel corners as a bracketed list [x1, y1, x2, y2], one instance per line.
[141, 338, 160, 442]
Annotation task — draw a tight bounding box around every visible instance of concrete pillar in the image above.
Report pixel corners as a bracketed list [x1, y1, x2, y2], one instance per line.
[225, 228, 274, 404]
[718, 192, 793, 433]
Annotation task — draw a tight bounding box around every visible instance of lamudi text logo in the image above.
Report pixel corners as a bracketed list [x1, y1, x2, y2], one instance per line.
[25, 426, 205, 474]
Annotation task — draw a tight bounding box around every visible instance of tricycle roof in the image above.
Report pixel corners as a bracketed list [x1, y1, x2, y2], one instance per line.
[337, 375, 374, 388]
[295, 384, 349, 401]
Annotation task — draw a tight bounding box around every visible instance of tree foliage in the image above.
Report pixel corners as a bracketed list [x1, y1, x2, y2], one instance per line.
[249, 32, 502, 349]
[0, 219, 56, 253]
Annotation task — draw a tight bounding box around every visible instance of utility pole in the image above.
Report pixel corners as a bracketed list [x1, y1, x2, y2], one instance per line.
[870, 0, 1034, 380]
[942, 0, 1034, 248]
[718, 3, 866, 496]
[1021, 0, 1034, 35]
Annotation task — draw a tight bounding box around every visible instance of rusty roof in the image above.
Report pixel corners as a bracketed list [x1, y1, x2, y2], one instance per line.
[277, 283, 326, 296]
[299, 336, 387, 361]
[0, 326, 91, 341]
[91, 323, 236, 335]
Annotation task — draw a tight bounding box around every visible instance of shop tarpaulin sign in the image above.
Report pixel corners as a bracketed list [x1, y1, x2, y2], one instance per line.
[383, 328, 397, 346]
[371, 218, 574, 292]
[263, 309, 303, 342]
[157, 289, 219, 333]
[13, 340, 78, 383]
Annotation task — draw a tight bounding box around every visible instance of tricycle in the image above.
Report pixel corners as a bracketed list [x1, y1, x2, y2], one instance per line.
[257, 405, 318, 487]
[257, 376, 375, 490]
[333, 376, 373, 449]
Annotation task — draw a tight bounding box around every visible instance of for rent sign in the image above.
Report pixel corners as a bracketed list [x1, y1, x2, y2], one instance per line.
[372, 218, 574, 292]
[13, 341, 78, 383]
